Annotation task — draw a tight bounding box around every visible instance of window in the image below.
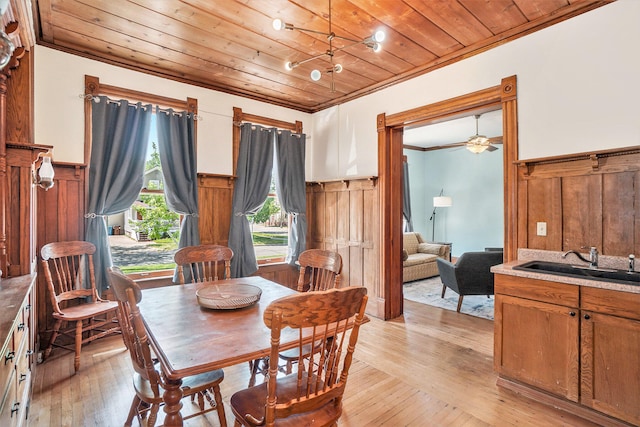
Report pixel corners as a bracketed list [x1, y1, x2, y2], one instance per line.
[84, 75, 197, 280]
[249, 174, 288, 264]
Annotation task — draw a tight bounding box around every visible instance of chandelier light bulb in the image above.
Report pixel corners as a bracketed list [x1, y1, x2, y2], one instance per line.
[372, 42, 382, 53]
[373, 30, 385, 43]
[310, 69, 322, 81]
[285, 61, 295, 71]
[272, 18, 284, 31]
[333, 64, 343, 73]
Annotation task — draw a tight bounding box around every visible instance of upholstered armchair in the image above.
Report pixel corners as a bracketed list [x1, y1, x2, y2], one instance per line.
[436, 250, 504, 313]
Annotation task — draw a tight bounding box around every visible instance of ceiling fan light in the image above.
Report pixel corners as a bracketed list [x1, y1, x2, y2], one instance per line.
[310, 69, 322, 81]
[373, 30, 385, 43]
[466, 144, 488, 154]
[468, 134, 489, 145]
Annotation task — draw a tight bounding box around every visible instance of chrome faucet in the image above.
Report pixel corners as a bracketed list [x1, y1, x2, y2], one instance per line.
[562, 246, 598, 269]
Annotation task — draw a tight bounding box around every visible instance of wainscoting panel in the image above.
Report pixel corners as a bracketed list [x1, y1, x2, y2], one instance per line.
[517, 147, 640, 257]
[307, 178, 380, 317]
[197, 174, 233, 246]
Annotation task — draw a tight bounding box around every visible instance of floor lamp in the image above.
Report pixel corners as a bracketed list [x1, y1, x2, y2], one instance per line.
[430, 190, 452, 241]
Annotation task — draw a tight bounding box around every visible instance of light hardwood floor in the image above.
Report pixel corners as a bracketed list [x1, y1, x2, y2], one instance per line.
[30, 299, 599, 426]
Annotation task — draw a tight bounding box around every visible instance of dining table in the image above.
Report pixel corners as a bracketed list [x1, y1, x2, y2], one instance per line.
[138, 275, 301, 426]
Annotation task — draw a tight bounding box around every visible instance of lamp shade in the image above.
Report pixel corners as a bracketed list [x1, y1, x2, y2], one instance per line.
[433, 196, 452, 207]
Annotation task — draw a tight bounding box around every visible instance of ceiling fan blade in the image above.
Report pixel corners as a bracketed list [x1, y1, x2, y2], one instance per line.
[486, 145, 499, 152]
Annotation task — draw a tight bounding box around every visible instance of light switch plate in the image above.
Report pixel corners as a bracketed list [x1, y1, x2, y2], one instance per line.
[536, 222, 547, 236]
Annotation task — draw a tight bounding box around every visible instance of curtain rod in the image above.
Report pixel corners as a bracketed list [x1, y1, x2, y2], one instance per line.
[79, 94, 203, 120]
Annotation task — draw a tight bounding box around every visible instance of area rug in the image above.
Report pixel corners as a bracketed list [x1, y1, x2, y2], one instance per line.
[403, 276, 494, 320]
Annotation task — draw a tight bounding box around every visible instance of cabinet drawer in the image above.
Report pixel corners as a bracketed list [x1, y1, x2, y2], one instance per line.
[0, 331, 15, 397]
[495, 274, 579, 307]
[581, 286, 640, 321]
[0, 369, 17, 427]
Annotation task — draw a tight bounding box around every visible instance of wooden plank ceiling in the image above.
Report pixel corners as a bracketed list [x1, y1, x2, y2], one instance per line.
[33, 0, 613, 113]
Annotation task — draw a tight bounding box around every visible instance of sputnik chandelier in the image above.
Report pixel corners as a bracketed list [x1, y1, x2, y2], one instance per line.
[272, 0, 385, 92]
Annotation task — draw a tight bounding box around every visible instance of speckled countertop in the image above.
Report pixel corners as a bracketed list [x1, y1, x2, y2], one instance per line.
[491, 248, 640, 294]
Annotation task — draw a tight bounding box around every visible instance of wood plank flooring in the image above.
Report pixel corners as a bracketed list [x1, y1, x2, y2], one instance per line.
[29, 299, 599, 426]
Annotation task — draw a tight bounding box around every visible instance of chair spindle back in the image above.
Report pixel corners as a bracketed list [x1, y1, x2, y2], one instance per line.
[174, 245, 233, 284]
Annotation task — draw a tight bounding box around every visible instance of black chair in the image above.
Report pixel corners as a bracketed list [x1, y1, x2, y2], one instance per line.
[436, 250, 504, 313]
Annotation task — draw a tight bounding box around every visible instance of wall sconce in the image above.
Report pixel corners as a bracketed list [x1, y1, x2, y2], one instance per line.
[33, 153, 55, 190]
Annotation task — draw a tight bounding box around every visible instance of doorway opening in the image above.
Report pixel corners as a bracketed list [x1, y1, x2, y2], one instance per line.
[377, 76, 519, 319]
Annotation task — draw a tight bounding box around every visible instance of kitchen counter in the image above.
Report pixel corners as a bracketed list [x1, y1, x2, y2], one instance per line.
[491, 248, 640, 294]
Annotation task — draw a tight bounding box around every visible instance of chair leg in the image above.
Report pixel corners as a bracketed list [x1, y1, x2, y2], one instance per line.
[248, 357, 268, 387]
[125, 395, 140, 427]
[74, 319, 83, 372]
[44, 318, 63, 359]
[441, 284, 447, 298]
[213, 385, 227, 427]
[147, 403, 160, 427]
[456, 295, 464, 312]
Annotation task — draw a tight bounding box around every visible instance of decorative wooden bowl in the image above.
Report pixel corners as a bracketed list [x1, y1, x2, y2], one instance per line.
[196, 283, 262, 310]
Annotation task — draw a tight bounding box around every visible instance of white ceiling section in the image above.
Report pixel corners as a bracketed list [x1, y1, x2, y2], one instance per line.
[403, 110, 503, 149]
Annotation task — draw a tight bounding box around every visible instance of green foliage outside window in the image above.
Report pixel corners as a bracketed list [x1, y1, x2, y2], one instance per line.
[129, 194, 179, 241]
[249, 197, 281, 225]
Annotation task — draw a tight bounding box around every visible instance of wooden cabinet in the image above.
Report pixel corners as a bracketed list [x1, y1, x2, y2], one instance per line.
[0, 274, 36, 427]
[580, 286, 640, 426]
[494, 275, 580, 401]
[495, 273, 640, 426]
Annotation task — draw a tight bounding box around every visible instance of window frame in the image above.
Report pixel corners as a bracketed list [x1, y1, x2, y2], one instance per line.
[84, 75, 198, 278]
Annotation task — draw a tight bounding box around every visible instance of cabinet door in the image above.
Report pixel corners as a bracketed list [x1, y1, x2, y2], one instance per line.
[495, 294, 580, 401]
[581, 311, 640, 425]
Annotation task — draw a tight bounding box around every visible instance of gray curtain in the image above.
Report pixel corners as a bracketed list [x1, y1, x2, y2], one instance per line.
[156, 108, 200, 283]
[228, 124, 275, 277]
[86, 96, 152, 295]
[403, 160, 414, 232]
[274, 130, 306, 265]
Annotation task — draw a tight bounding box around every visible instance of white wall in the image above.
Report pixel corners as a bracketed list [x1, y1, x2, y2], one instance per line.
[311, 0, 640, 178]
[34, 47, 312, 177]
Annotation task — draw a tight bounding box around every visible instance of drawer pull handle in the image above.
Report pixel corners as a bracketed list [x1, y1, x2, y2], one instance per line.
[5, 351, 15, 364]
[19, 373, 27, 383]
[569, 311, 576, 316]
[11, 402, 20, 416]
[17, 322, 25, 331]
[584, 313, 591, 320]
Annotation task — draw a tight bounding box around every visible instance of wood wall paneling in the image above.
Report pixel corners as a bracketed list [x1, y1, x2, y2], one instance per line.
[561, 175, 602, 251]
[526, 178, 562, 251]
[517, 147, 640, 258]
[197, 174, 233, 246]
[307, 178, 380, 317]
[602, 172, 635, 256]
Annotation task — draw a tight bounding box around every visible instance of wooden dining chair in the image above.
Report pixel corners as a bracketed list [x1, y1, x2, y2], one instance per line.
[296, 248, 343, 292]
[40, 240, 120, 372]
[230, 286, 368, 427]
[248, 249, 343, 386]
[107, 268, 227, 427]
[174, 244, 233, 284]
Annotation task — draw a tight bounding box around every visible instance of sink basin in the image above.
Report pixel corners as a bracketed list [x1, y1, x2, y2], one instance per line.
[513, 260, 640, 286]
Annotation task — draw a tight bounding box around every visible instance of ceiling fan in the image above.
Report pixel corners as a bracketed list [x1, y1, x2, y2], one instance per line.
[466, 114, 498, 153]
